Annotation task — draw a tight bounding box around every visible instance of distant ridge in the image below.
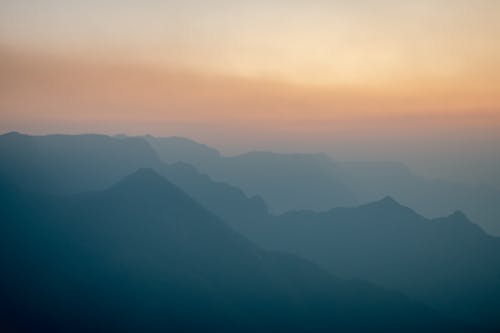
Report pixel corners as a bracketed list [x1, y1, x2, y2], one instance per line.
[144, 134, 500, 236]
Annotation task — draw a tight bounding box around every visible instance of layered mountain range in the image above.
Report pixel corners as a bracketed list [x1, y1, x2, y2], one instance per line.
[145, 135, 500, 236]
[0, 132, 499, 332]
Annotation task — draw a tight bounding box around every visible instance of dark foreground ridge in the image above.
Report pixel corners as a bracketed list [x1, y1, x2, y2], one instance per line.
[0, 169, 465, 333]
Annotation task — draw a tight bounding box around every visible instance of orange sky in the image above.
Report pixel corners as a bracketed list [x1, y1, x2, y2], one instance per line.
[1, 46, 498, 141]
[0, 0, 499, 184]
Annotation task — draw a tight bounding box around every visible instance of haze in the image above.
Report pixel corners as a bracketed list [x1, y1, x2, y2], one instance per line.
[0, 0, 499, 186]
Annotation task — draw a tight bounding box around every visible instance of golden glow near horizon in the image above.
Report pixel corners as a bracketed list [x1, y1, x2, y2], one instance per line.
[0, 0, 499, 151]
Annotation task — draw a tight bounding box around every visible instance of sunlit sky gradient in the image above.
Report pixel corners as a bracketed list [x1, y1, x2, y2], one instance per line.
[1, 0, 499, 185]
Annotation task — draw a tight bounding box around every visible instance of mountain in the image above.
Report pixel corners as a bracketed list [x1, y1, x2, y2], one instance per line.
[143, 135, 221, 165]
[337, 161, 500, 236]
[200, 151, 358, 212]
[225, 196, 500, 330]
[0, 170, 461, 333]
[1, 132, 498, 329]
[0, 132, 268, 223]
[4, 132, 498, 237]
[144, 135, 358, 212]
[145, 135, 500, 236]
[157, 161, 270, 224]
[0, 132, 163, 193]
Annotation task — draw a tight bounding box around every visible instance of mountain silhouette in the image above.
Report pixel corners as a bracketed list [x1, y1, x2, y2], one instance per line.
[3, 131, 498, 235]
[0, 132, 499, 330]
[338, 161, 500, 236]
[144, 135, 358, 212]
[144, 135, 221, 165]
[144, 135, 500, 235]
[0, 169, 463, 333]
[228, 197, 500, 330]
[0, 132, 269, 222]
[0, 132, 163, 193]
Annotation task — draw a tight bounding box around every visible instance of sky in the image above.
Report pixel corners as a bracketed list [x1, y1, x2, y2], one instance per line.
[0, 0, 499, 186]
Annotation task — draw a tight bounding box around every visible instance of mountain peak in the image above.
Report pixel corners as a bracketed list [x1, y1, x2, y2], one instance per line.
[435, 210, 486, 235]
[369, 196, 403, 209]
[111, 168, 173, 194]
[357, 196, 423, 221]
[380, 195, 398, 205]
[445, 210, 477, 227]
[448, 210, 469, 221]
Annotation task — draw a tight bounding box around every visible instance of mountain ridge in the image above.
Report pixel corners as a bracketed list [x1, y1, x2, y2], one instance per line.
[143, 134, 500, 235]
[0, 168, 464, 333]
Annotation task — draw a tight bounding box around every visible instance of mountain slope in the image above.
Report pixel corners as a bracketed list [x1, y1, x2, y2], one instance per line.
[143, 135, 221, 165]
[0, 132, 163, 193]
[0, 132, 270, 225]
[338, 161, 500, 236]
[199, 151, 358, 212]
[228, 197, 500, 330]
[144, 135, 358, 212]
[0, 170, 461, 333]
[0, 133, 498, 330]
[145, 135, 500, 235]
